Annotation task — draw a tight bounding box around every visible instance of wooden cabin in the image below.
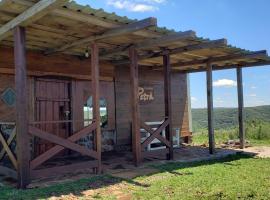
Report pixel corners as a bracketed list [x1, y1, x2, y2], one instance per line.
[0, 0, 269, 188]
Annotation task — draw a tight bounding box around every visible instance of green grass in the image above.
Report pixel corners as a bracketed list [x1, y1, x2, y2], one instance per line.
[132, 154, 270, 200]
[0, 154, 270, 199]
[192, 130, 270, 146]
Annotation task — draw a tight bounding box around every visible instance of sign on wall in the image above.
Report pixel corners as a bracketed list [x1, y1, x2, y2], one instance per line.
[138, 86, 154, 104]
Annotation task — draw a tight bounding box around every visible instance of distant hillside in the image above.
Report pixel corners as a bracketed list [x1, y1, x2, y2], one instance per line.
[192, 105, 270, 131]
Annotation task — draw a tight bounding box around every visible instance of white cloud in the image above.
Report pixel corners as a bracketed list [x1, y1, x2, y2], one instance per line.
[250, 86, 257, 89]
[248, 94, 257, 97]
[106, 0, 166, 12]
[213, 79, 237, 88]
[191, 97, 198, 102]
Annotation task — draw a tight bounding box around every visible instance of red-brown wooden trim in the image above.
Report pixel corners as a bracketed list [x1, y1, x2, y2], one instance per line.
[140, 122, 171, 147]
[0, 127, 16, 161]
[30, 122, 97, 170]
[31, 160, 98, 179]
[28, 126, 98, 159]
[91, 43, 102, 173]
[14, 26, 30, 189]
[129, 46, 142, 166]
[141, 119, 170, 149]
[0, 132, 17, 170]
[163, 52, 174, 160]
[237, 67, 245, 149]
[206, 62, 215, 154]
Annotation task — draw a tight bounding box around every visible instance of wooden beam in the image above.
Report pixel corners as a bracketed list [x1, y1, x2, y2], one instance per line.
[163, 52, 174, 160]
[206, 61, 215, 154]
[30, 122, 97, 170]
[45, 17, 157, 54]
[237, 67, 245, 149]
[14, 26, 30, 189]
[13, 0, 163, 38]
[171, 50, 268, 69]
[91, 43, 102, 174]
[113, 38, 227, 65]
[0, 67, 113, 81]
[178, 60, 270, 73]
[101, 30, 196, 58]
[0, 0, 68, 41]
[129, 46, 142, 166]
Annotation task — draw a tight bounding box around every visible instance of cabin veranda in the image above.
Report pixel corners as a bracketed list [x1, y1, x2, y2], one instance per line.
[0, 0, 269, 189]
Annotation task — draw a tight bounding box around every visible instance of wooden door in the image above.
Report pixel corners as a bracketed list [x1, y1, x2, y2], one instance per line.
[34, 78, 71, 156]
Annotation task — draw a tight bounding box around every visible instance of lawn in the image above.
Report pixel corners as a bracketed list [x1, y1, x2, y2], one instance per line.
[192, 129, 270, 147]
[0, 154, 270, 199]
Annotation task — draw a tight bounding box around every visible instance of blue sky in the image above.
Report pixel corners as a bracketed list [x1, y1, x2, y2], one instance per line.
[76, 0, 270, 108]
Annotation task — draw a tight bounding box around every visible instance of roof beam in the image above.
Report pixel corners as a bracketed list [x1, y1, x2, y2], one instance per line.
[181, 60, 270, 73]
[12, 0, 162, 38]
[171, 50, 268, 69]
[0, 0, 68, 41]
[45, 17, 157, 54]
[113, 38, 227, 65]
[100, 30, 196, 58]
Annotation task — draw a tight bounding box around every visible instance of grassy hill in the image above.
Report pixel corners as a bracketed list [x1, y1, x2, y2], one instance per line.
[192, 105, 270, 131]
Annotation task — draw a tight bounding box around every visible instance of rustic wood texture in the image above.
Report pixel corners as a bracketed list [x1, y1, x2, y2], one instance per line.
[163, 52, 174, 160]
[0, 47, 114, 81]
[46, 17, 157, 54]
[0, 127, 16, 161]
[206, 62, 215, 154]
[0, 130, 17, 169]
[141, 119, 170, 149]
[71, 80, 115, 132]
[0, 0, 68, 41]
[91, 43, 102, 173]
[34, 78, 71, 156]
[237, 67, 245, 149]
[129, 46, 141, 166]
[115, 67, 189, 146]
[28, 126, 98, 159]
[14, 26, 30, 189]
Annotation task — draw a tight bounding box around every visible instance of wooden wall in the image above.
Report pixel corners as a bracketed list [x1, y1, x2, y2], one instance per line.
[0, 46, 114, 80]
[0, 74, 34, 123]
[115, 66, 190, 146]
[0, 47, 191, 148]
[72, 80, 115, 132]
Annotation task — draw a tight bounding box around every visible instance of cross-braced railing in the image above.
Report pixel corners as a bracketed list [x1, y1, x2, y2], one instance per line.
[140, 118, 172, 158]
[28, 120, 101, 179]
[0, 122, 18, 179]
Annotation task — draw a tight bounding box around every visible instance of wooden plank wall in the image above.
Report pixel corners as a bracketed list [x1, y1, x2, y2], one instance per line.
[0, 47, 114, 80]
[115, 66, 190, 146]
[0, 74, 34, 123]
[72, 80, 115, 132]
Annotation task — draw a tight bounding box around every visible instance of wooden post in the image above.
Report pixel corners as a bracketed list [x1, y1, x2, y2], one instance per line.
[163, 52, 174, 160]
[206, 62, 215, 154]
[129, 46, 141, 166]
[14, 26, 30, 188]
[91, 43, 102, 173]
[237, 67, 245, 149]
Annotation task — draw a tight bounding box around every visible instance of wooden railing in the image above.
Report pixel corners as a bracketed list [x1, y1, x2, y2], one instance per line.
[28, 120, 101, 179]
[0, 122, 17, 178]
[140, 118, 171, 158]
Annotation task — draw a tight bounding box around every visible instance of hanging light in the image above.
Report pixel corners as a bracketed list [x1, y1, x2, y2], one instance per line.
[85, 46, 89, 58]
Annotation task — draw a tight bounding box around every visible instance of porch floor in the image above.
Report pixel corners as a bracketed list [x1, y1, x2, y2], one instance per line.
[1, 145, 251, 188]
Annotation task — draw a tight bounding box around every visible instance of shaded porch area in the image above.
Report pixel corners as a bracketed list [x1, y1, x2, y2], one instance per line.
[0, 145, 251, 188]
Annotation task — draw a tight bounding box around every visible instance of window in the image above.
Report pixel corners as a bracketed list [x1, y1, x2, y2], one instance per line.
[83, 96, 108, 128]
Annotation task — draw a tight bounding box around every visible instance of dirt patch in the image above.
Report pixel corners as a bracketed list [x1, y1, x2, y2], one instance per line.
[239, 146, 270, 158]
